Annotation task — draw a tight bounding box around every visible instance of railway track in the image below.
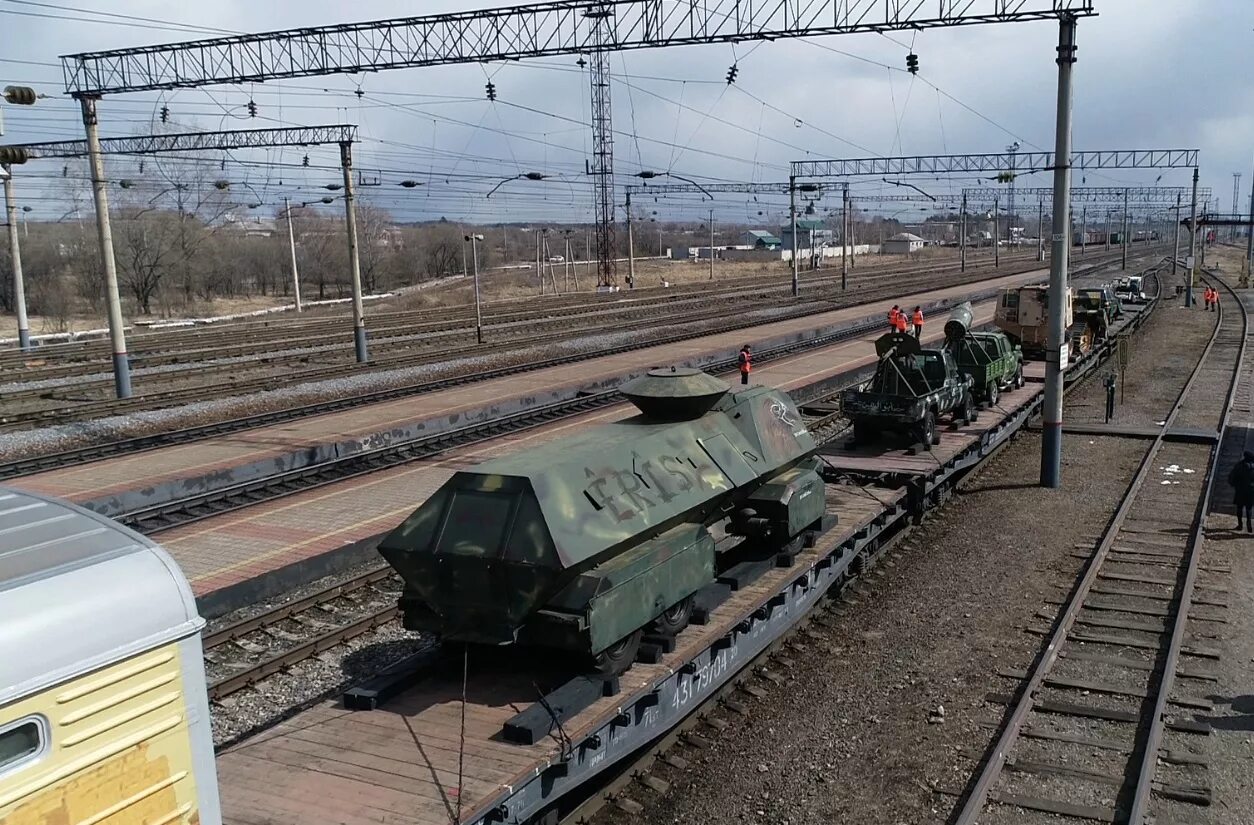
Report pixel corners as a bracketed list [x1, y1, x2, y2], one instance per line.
[0, 253, 1060, 424]
[952, 271, 1245, 824]
[0, 254, 1149, 481]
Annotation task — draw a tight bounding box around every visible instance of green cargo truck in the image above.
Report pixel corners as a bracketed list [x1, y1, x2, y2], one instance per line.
[945, 302, 1025, 407]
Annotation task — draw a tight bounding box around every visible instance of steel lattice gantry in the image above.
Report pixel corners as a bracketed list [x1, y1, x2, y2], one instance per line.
[792, 150, 1199, 180]
[960, 185, 1210, 205]
[58, 1, 1095, 288]
[6, 124, 357, 159]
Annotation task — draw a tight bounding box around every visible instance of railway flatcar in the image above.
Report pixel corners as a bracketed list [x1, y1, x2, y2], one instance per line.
[0, 487, 220, 825]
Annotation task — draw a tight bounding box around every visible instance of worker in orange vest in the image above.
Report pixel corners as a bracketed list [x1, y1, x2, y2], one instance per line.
[888, 305, 900, 331]
[895, 309, 909, 334]
[912, 306, 924, 339]
[738, 344, 752, 385]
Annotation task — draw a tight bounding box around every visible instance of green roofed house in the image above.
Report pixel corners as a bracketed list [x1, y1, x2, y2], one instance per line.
[740, 229, 782, 249]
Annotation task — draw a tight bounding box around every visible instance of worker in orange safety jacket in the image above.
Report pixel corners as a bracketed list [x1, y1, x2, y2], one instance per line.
[738, 344, 752, 385]
[912, 306, 924, 339]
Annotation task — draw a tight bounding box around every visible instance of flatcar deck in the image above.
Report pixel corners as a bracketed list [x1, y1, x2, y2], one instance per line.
[9, 270, 1049, 518]
[155, 305, 997, 613]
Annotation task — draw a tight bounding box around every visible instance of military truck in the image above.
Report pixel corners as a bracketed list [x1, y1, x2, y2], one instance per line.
[841, 331, 975, 450]
[377, 368, 829, 675]
[995, 284, 1073, 360]
[945, 302, 1025, 407]
[1072, 286, 1116, 355]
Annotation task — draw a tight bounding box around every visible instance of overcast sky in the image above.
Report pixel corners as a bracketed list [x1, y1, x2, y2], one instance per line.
[1, 0, 1250, 226]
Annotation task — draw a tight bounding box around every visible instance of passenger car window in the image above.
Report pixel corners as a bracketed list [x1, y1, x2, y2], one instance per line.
[0, 718, 44, 773]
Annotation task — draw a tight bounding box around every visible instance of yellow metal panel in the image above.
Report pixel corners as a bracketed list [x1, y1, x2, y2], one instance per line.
[0, 643, 202, 825]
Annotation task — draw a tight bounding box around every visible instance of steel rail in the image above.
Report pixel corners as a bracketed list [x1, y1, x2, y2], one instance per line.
[954, 271, 1240, 824]
[0, 253, 1145, 481]
[1125, 269, 1248, 823]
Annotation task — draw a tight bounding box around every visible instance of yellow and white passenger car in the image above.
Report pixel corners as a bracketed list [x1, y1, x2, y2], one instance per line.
[0, 487, 220, 824]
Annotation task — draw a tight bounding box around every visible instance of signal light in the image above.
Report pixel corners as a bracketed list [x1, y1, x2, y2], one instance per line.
[906, 53, 919, 75]
[0, 146, 29, 165]
[725, 63, 738, 84]
[3, 86, 36, 105]
[485, 81, 497, 101]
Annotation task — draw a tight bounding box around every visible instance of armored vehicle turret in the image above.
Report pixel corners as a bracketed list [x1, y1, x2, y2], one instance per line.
[377, 368, 828, 673]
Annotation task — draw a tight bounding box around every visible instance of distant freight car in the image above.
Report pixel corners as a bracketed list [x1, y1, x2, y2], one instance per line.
[378, 368, 830, 674]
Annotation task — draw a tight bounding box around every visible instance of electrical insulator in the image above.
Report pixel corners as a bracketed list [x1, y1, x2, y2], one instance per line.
[159, 105, 169, 123]
[62, 165, 68, 178]
[138, 161, 145, 174]
[995, 171, 1016, 183]
[247, 99, 258, 118]
[906, 53, 919, 74]
[725, 63, 738, 84]
[3, 86, 36, 105]
[0, 147, 29, 164]
[485, 81, 496, 101]
[302, 154, 310, 167]
[399, 180, 421, 188]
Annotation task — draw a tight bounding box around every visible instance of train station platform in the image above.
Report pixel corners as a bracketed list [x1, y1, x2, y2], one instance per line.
[162, 302, 1000, 617]
[10, 270, 1048, 521]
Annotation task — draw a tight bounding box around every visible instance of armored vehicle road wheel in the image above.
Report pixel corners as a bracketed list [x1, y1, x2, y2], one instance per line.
[915, 411, 937, 450]
[987, 382, 1000, 408]
[650, 595, 694, 637]
[593, 629, 644, 676]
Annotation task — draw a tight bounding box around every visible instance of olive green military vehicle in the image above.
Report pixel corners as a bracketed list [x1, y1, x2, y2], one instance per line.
[377, 368, 829, 674]
[841, 330, 975, 450]
[945, 301, 1025, 407]
[1072, 286, 1116, 355]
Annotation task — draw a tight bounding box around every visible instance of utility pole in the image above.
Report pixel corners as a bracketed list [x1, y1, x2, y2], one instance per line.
[841, 184, 850, 290]
[2, 165, 30, 351]
[626, 190, 635, 289]
[1081, 205, 1087, 258]
[1233, 172, 1242, 243]
[1172, 193, 1181, 282]
[283, 197, 302, 312]
[1036, 198, 1044, 262]
[466, 233, 483, 343]
[535, 230, 541, 293]
[789, 176, 799, 296]
[1104, 210, 1111, 250]
[339, 141, 368, 362]
[960, 193, 967, 272]
[1039, 14, 1077, 490]
[1120, 188, 1129, 269]
[80, 96, 131, 399]
[993, 197, 1000, 269]
[1246, 170, 1254, 280]
[708, 208, 715, 281]
[1186, 167, 1199, 307]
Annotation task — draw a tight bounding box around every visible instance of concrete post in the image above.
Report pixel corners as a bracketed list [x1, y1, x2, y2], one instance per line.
[626, 190, 635, 289]
[284, 196, 302, 312]
[1037, 197, 1045, 263]
[993, 197, 1000, 269]
[339, 141, 368, 362]
[470, 234, 482, 344]
[2, 166, 30, 350]
[1246, 170, 1253, 280]
[1081, 205, 1087, 258]
[789, 178, 799, 295]
[80, 96, 131, 399]
[1186, 167, 1199, 307]
[1121, 188, 1129, 270]
[1172, 193, 1181, 282]
[960, 193, 967, 272]
[1040, 15, 1077, 489]
[842, 184, 850, 289]
[708, 208, 715, 280]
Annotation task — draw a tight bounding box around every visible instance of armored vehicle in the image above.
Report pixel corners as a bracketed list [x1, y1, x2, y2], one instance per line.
[377, 368, 828, 674]
[1072, 287, 1116, 355]
[995, 284, 1073, 360]
[841, 331, 974, 450]
[945, 302, 1024, 407]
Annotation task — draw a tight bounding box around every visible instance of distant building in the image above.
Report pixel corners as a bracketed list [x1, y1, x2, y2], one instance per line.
[740, 229, 782, 249]
[221, 212, 277, 238]
[779, 219, 833, 251]
[882, 232, 926, 255]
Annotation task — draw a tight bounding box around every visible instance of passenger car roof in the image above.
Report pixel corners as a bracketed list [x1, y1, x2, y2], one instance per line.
[0, 487, 202, 703]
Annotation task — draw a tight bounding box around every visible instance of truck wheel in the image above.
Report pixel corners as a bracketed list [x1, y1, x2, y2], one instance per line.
[987, 382, 1000, 408]
[853, 420, 876, 445]
[650, 596, 694, 637]
[916, 411, 937, 449]
[1015, 367, 1025, 389]
[592, 629, 644, 676]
